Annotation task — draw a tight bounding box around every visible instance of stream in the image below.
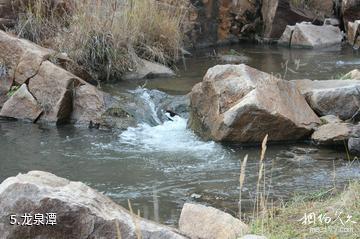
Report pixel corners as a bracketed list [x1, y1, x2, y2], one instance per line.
[1, 44, 360, 225]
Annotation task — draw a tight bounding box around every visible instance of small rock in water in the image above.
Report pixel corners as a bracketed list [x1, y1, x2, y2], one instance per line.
[190, 193, 202, 199]
[219, 54, 249, 64]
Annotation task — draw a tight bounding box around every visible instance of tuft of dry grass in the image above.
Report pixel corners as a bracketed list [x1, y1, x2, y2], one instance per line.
[239, 154, 248, 220]
[250, 181, 360, 238]
[10, 0, 189, 81]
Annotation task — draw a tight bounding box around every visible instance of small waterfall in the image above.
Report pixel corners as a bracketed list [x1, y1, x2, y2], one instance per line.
[134, 88, 163, 125]
[96, 87, 226, 157]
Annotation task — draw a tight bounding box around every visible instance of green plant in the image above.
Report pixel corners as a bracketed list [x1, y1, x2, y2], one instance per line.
[7, 86, 20, 97]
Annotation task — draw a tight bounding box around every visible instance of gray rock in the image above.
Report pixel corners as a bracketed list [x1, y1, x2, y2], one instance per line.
[343, 69, 360, 80]
[320, 115, 343, 124]
[261, 0, 325, 39]
[312, 123, 357, 145]
[347, 20, 360, 46]
[0, 61, 12, 107]
[279, 22, 343, 48]
[0, 171, 186, 239]
[124, 59, 175, 80]
[278, 25, 294, 46]
[293, 79, 360, 120]
[188, 64, 320, 143]
[348, 137, 360, 155]
[179, 203, 249, 239]
[0, 30, 53, 85]
[28, 61, 78, 124]
[0, 84, 43, 122]
[71, 83, 136, 130]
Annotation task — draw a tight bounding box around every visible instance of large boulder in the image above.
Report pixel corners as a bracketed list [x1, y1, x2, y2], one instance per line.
[28, 61, 79, 124]
[0, 84, 42, 122]
[0, 171, 186, 239]
[71, 83, 136, 129]
[293, 79, 360, 120]
[279, 22, 343, 48]
[179, 203, 249, 239]
[261, 0, 325, 39]
[188, 64, 321, 143]
[0, 30, 52, 107]
[0, 30, 135, 129]
[0, 30, 53, 85]
[342, 0, 360, 31]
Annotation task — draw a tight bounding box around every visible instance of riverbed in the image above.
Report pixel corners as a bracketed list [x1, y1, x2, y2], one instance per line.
[1, 44, 359, 225]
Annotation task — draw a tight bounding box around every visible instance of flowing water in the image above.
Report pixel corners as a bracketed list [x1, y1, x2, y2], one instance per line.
[1, 44, 360, 225]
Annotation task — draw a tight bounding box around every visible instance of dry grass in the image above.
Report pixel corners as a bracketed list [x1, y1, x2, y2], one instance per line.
[236, 134, 360, 238]
[250, 182, 360, 238]
[10, 0, 188, 81]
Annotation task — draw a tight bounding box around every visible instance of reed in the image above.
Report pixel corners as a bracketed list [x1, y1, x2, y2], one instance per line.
[252, 134, 268, 233]
[128, 199, 143, 239]
[238, 154, 248, 220]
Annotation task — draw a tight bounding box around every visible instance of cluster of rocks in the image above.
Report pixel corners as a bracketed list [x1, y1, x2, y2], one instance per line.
[187, 64, 360, 155]
[0, 30, 137, 129]
[0, 171, 266, 239]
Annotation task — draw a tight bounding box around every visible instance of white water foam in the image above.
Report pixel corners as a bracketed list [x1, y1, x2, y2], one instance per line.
[137, 88, 162, 125]
[118, 116, 220, 154]
[336, 60, 360, 65]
